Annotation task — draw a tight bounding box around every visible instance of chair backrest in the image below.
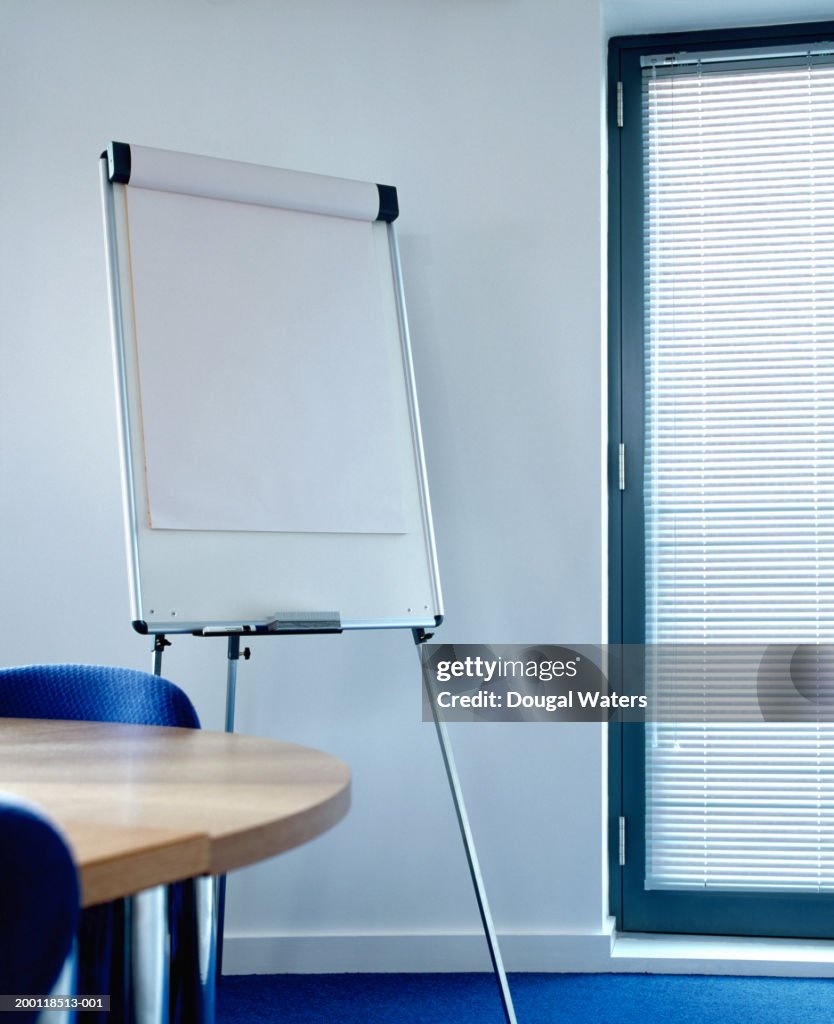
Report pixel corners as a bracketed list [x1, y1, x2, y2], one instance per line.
[0, 796, 79, 1000]
[0, 664, 199, 728]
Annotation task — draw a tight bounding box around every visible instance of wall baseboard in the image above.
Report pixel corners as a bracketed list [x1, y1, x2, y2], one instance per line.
[222, 924, 834, 978]
[221, 927, 615, 975]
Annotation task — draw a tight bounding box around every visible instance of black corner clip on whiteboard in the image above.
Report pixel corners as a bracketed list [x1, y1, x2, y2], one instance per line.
[375, 184, 399, 222]
[107, 141, 131, 183]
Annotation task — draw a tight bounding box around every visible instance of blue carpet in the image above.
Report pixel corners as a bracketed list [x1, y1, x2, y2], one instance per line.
[217, 972, 834, 1023]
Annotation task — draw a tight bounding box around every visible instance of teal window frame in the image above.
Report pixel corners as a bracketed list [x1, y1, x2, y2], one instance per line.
[608, 19, 834, 938]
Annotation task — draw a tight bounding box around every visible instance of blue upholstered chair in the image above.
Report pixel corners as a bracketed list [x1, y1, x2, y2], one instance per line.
[0, 664, 199, 729]
[0, 796, 79, 1024]
[0, 664, 201, 1024]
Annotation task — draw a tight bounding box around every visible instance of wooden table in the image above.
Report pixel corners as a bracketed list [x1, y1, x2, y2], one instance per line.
[0, 718, 351, 907]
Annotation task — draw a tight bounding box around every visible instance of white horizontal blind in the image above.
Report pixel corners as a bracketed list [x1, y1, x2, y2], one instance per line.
[642, 54, 834, 892]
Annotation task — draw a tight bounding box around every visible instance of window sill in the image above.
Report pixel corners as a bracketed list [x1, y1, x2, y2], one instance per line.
[611, 932, 834, 977]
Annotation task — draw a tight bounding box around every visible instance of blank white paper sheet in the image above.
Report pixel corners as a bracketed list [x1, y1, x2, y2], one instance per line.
[124, 186, 406, 535]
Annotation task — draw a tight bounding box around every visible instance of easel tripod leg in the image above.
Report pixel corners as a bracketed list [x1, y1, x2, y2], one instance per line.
[424, 675, 519, 1024]
[215, 635, 240, 983]
[150, 634, 238, 993]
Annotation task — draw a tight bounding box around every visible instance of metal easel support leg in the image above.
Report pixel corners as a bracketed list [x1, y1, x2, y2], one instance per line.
[215, 635, 246, 983]
[132, 637, 175, 1024]
[417, 638, 519, 1024]
[151, 634, 171, 677]
[150, 633, 241, 994]
[150, 635, 223, 1022]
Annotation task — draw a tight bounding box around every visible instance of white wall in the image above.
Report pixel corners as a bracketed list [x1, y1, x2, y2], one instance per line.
[0, 0, 607, 971]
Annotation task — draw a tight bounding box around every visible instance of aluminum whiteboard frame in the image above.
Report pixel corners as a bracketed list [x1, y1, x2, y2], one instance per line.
[99, 154, 443, 634]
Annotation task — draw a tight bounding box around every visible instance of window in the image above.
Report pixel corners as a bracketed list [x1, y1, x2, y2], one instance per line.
[610, 23, 834, 937]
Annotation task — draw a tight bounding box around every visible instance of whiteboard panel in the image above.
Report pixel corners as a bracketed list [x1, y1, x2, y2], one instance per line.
[127, 187, 406, 534]
[100, 146, 442, 633]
